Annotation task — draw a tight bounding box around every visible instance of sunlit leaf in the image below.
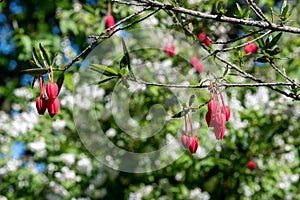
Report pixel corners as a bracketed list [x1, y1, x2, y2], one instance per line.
[32, 47, 43, 68]
[39, 43, 51, 68]
[89, 64, 118, 76]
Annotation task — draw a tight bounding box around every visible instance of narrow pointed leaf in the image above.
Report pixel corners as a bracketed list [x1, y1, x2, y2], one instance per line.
[56, 72, 65, 94]
[28, 60, 36, 67]
[96, 76, 117, 85]
[32, 47, 43, 68]
[21, 68, 48, 76]
[266, 33, 282, 49]
[121, 38, 135, 79]
[31, 76, 38, 88]
[89, 64, 118, 76]
[39, 43, 51, 68]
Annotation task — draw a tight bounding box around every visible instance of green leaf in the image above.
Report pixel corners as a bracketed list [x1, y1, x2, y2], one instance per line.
[32, 47, 43, 68]
[121, 38, 135, 79]
[56, 72, 65, 95]
[266, 33, 282, 49]
[21, 68, 48, 76]
[94, 76, 117, 85]
[280, 0, 287, 15]
[119, 67, 127, 77]
[255, 57, 268, 63]
[266, 47, 281, 56]
[188, 94, 195, 107]
[31, 76, 38, 88]
[39, 43, 51, 68]
[236, 3, 243, 17]
[89, 64, 118, 76]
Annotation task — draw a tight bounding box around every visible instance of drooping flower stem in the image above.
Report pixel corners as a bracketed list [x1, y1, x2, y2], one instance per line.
[39, 76, 44, 97]
[184, 115, 188, 136]
[187, 113, 194, 138]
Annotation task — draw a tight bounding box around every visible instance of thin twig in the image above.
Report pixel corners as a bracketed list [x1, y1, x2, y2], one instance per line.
[245, 0, 272, 26]
[124, 76, 295, 88]
[211, 29, 264, 45]
[213, 30, 272, 53]
[140, 0, 300, 34]
[269, 62, 300, 88]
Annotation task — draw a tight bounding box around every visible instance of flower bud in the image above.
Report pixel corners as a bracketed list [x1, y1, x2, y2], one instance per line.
[46, 82, 58, 99]
[47, 98, 60, 118]
[205, 111, 212, 127]
[105, 14, 115, 34]
[181, 135, 190, 149]
[247, 160, 256, 171]
[213, 113, 226, 139]
[244, 43, 258, 54]
[208, 100, 219, 114]
[188, 137, 198, 154]
[36, 97, 47, 115]
[221, 106, 231, 121]
[190, 56, 204, 73]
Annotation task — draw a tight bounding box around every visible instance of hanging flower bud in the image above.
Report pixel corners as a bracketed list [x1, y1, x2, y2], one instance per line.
[105, 14, 115, 34]
[190, 56, 204, 73]
[244, 43, 258, 54]
[198, 33, 211, 46]
[188, 137, 198, 154]
[213, 113, 226, 140]
[181, 135, 190, 149]
[247, 160, 256, 171]
[47, 98, 60, 118]
[36, 97, 47, 115]
[164, 44, 176, 57]
[208, 100, 219, 114]
[221, 106, 231, 121]
[205, 111, 212, 127]
[46, 82, 58, 99]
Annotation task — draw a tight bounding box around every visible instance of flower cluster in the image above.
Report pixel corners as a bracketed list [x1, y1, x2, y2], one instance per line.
[36, 76, 60, 118]
[198, 33, 211, 47]
[181, 114, 198, 154]
[205, 83, 231, 140]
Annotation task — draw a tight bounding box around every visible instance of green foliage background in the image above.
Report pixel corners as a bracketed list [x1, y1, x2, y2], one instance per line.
[0, 0, 300, 199]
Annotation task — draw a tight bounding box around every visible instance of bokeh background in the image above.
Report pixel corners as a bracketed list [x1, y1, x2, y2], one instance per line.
[0, 0, 300, 199]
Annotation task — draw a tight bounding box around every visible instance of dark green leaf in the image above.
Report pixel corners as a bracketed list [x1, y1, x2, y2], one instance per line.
[56, 72, 65, 95]
[266, 33, 282, 49]
[255, 57, 268, 63]
[267, 47, 281, 56]
[89, 64, 118, 76]
[172, 111, 185, 118]
[121, 38, 135, 79]
[188, 94, 195, 107]
[32, 47, 43, 68]
[39, 43, 51, 68]
[31, 76, 38, 88]
[21, 68, 48, 76]
[97, 76, 117, 85]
